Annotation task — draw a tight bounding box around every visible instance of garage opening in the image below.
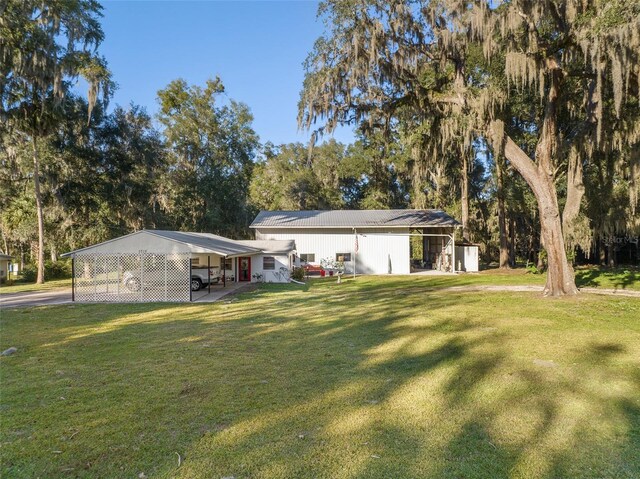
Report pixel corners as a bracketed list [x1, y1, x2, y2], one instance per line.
[73, 252, 192, 302]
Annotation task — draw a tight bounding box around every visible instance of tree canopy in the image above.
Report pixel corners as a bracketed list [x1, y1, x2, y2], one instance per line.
[298, 0, 640, 295]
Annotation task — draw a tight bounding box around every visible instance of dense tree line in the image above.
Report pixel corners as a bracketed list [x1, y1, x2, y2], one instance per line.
[1, 0, 638, 288]
[298, 0, 640, 295]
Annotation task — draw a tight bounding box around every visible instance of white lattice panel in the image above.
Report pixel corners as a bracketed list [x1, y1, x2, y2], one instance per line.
[74, 252, 190, 303]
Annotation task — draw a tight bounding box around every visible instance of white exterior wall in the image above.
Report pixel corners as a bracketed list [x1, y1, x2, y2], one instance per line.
[251, 254, 291, 283]
[0, 259, 9, 280]
[255, 228, 410, 275]
[454, 245, 479, 272]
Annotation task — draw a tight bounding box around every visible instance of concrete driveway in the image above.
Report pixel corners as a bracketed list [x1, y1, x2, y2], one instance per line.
[1, 282, 254, 309]
[1, 288, 73, 309]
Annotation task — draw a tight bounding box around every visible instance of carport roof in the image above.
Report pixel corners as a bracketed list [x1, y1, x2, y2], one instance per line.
[236, 239, 296, 254]
[250, 209, 461, 228]
[146, 230, 262, 256]
[61, 230, 261, 258]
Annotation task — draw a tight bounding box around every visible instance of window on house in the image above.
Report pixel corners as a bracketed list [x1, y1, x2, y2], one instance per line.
[191, 258, 200, 266]
[300, 253, 315, 263]
[221, 258, 233, 270]
[336, 253, 351, 262]
[263, 256, 276, 270]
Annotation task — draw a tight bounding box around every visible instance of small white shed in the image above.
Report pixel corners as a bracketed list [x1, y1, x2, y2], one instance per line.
[454, 244, 480, 272]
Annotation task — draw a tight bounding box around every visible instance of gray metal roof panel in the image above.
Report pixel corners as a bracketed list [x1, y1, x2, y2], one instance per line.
[146, 231, 261, 256]
[250, 210, 460, 228]
[62, 230, 261, 257]
[236, 240, 296, 254]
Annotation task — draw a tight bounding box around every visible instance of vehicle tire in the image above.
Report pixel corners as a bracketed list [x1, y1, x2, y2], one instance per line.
[125, 277, 141, 292]
[191, 278, 203, 291]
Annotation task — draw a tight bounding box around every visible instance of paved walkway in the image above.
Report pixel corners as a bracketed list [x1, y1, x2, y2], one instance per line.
[437, 284, 640, 298]
[192, 282, 252, 302]
[1, 289, 73, 309]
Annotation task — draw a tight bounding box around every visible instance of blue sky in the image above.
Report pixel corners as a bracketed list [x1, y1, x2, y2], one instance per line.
[97, 0, 355, 145]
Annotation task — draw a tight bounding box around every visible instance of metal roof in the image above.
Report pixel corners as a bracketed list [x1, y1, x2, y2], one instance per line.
[250, 209, 461, 229]
[235, 240, 296, 254]
[145, 231, 262, 256]
[61, 230, 262, 258]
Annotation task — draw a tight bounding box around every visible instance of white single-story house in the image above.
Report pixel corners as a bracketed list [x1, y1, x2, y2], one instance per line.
[61, 230, 295, 303]
[61, 209, 477, 303]
[251, 209, 475, 275]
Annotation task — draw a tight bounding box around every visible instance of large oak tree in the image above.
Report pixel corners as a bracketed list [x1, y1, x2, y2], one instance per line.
[299, 0, 640, 296]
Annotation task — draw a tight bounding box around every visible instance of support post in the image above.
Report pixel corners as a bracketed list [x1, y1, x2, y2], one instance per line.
[164, 254, 168, 302]
[93, 255, 97, 301]
[451, 233, 456, 274]
[223, 256, 226, 287]
[140, 252, 144, 302]
[189, 256, 193, 302]
[71, 257, 75, 302]
[353, 228, 357, 279]
[208, 255, 211, 294]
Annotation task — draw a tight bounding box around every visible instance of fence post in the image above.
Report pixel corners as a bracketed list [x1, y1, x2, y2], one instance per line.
[117, 254, 120, 298]
[93, 255, 97, 301]
[140, 252, 144, 302]
[71, 257, 75, 302]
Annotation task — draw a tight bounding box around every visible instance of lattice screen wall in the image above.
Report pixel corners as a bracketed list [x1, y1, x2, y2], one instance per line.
[74, 252, 191, 302]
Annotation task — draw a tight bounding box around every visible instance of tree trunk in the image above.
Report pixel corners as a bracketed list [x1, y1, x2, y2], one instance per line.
[562, 149, 586, 255]
[491, 63, 577, 296]
[32, 136, 45, 284]
[461, 154, 470, 242]
[607, 243, 616, 267]
[562, 150, 585, 233]
[1, 227, 8, 255]
[496, 129, 578, 296]
[599, 242, 606, 266]
[509, 216, 516, 267]
[496, 156, 510, 268]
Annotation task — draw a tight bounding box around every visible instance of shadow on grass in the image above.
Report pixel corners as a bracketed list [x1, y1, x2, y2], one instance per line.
[575, 266, 640, 290]
[1, 278, 639, 479]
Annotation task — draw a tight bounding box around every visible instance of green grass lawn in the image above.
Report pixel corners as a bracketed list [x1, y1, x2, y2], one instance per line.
[0, 277, 71, 295]
[574, 266, 640, 290]
[1, 276, 639, 478]
[0, 266, 636, 296]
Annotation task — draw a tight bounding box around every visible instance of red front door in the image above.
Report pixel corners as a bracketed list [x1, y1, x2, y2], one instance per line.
[239, 257, 251, 281]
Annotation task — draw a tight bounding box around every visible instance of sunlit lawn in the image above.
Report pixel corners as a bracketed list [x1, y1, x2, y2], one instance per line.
[0, 277, 71, 295]
[1, 275, 639, 478]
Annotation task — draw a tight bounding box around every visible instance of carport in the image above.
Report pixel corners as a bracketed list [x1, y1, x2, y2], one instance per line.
[61, 230, 260, 303]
